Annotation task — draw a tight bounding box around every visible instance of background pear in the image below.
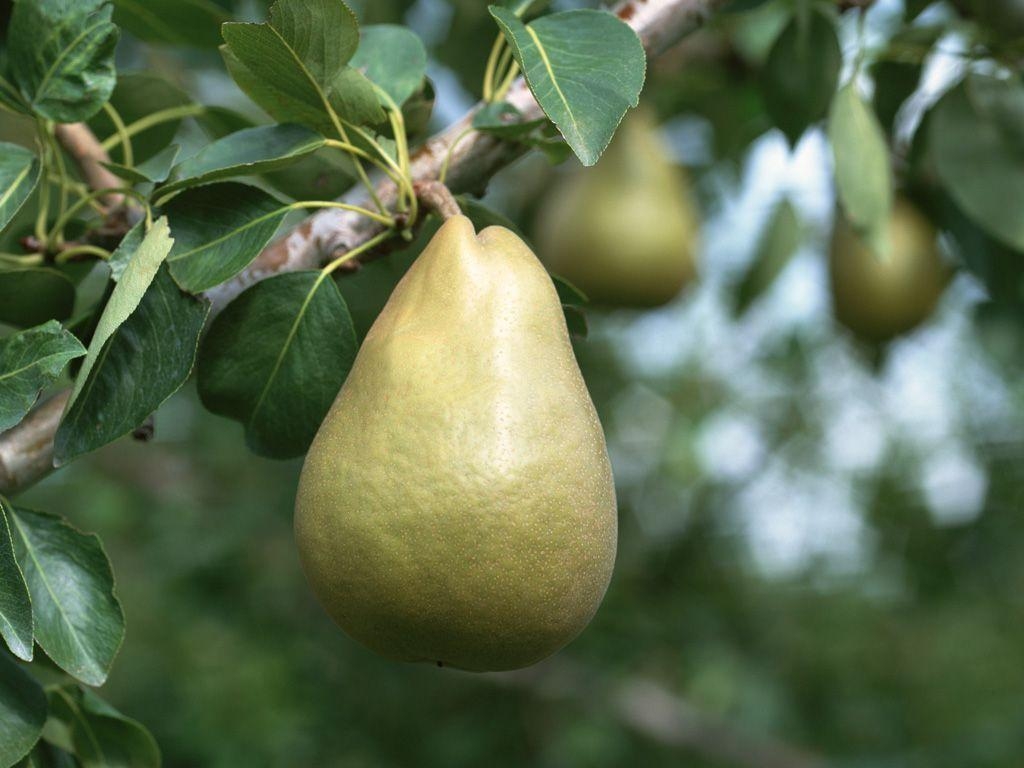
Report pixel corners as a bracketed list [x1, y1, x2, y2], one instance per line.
[536, 108, 700, 308]
[295, 216, 617, 672]
[830, 198, 949, 344]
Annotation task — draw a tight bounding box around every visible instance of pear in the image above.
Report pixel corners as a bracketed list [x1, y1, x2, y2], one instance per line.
[295, 216, 617, 672]
[830, 198, 949, 343]
[536, 108, 700, 308]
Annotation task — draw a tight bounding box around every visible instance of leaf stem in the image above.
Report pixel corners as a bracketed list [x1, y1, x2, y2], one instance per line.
[493, 60, 521, 102]
[0, 252, 44, 266]
[483, 35, 507, 102]
[47, 187, 149, 244]
[55, 244, 112, 264]
[321, 138, 405, 185]
[101, 102, 134, 168]
[287, 200, 394, 227]
[320, 229, 394, 278]
[100, 104, 206, 153]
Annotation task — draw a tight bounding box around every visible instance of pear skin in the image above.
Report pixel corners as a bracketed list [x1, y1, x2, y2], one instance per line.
[830, 198, 949, 344]
[295, 216, 617, 672]
[537, 108, 700, 308]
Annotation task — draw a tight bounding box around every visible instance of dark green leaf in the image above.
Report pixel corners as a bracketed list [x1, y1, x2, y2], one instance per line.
[0, 269, 76, 328]
[872, 61, 922, 136]
[89, 73, 194, 164]
[165, 183, 290, 293]
[761, 8, 841, 144]
[351, 24, 428, 106]
[221, 0, 384, 129]
[471, 102, 546, 138]
[112, 0, 230, 49]
[8, 0, 119, 122]
[457, 196, 526, 239]
[268, 0, 361, 84]
[829, 83, 892, 252]
[8, 506, 124, 686]
[0, 650, 46, 766]
[54, 266, 209, 465]
[734, 198, 801, 315]
[552, 274, 587, 306]
[63, 219, 174, 416]
[562, 304, 588, 339]
[930, 74, 1024, 250]
[0, 321, 85, 433]
[489, 7, 646, 166]
[101, 144, 180, 185]
[13, 741, 78, 768]
[158, 124, 325, 199]
[0, 499, 32, 662]
[47, 686, 160, 768]
[0, 144, 40, 234]
[198, 271, 358, 459]
[195, 106, 257, 140]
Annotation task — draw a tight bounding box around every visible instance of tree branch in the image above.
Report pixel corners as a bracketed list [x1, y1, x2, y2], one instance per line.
[0, 0, 728, 495]
[53, 123, 126, 210]
[487, 660, 826, 768]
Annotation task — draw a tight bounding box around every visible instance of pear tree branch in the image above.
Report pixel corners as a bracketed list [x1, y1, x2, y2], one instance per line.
[0, 0, 728, 495]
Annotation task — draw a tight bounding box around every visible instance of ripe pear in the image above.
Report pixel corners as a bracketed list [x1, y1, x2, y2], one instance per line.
[536, 108, 700, 308]
[830, 198, 949, 343]
[295, 216, 617, 672]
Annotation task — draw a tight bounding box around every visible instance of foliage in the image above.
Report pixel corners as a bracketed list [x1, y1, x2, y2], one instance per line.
[0, 0, 1022, 764]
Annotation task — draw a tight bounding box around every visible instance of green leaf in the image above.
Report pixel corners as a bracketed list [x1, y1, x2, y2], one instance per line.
[551, 275, 588, 339]
[165, 183, 290, 293]
[0, 144, 41, 234]
[489, 6, 646, 166]
[7, 0, 119, 122]
[7, 506, 124, 686]
[101, 144, 180, 185]
[734, 198, 801, 316]
[471, 102, 546, 138]
[221, 0, 384, 129]
[0, 269, 76, 328]
[761, 8, 841, 144]
[47, 686, 160, 768]
[0, 650, 47, 766]
[0, 500, 33, 662]
[269, 0, 361, 84]
[54, 266, 209, 465]
[64, 219, 173, 413]
[872, 61, 922, 136]
[197, 271, 358, 459]
[13, 741, 78, 768]
[0, 321, 85, 433]
[112, 0, 230, 49]
[88, 73, 194, 164]
[158, 124, 325, 199]
[931, 74, 1024, 250]
[106, 221, 146, 283]
[351, 25, 428, 107]
[829, 83, 893, 253]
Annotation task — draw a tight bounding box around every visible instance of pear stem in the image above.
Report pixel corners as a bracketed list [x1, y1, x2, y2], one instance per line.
[414, 181, 462, 220]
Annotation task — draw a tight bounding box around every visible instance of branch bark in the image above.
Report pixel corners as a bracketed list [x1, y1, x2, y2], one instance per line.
[0, 0, 728, 495]
[53, 123, 126, 209]
[487, 660, 827, 768]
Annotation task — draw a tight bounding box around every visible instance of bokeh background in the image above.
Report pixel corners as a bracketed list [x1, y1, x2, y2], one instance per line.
[11, 0, 1024, 765]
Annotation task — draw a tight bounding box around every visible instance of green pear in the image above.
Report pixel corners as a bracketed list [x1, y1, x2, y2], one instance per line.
[536, 108, 700, 308]
[830, 198, 949, 344]
[295, 216, 617, 672]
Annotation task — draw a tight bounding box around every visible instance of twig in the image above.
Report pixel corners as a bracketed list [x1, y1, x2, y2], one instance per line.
[486, 660, 827, 768]
[0, 392, 69, 493]
[0, 0, 730, 495]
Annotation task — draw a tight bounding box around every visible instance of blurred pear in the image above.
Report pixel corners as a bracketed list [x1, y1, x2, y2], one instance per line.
[830, 198, 949, 343]
[537, 109, 700, 308]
